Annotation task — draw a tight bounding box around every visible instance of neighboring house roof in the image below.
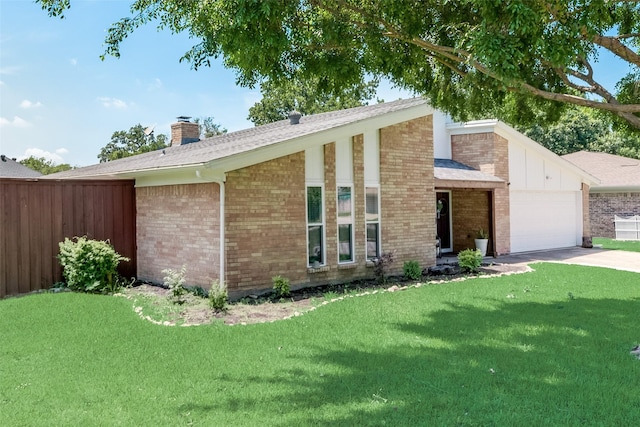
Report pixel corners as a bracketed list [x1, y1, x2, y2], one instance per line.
[434, 158, 505, 189]
[562, 151, 640, 192]
[46, 98, 431, 182]
[0, 155, 42, 178]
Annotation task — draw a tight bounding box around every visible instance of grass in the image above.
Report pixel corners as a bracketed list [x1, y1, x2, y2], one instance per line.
[1, 263, 639, 425]
[593, 237, 640, 252]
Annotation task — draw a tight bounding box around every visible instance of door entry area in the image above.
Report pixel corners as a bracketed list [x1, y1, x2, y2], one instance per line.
[436, 191, 452, 253]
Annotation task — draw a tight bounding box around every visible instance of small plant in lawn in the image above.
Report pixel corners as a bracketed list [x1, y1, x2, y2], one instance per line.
[187, 285, 207, 298]
[58, 236, 129, 293]
[403, 260, 422, 281]
[457, 248, 483, 273]
[323, 290, 340, 301]
[272, 275, 291, 298]
[373, 252, 394, 284]
[162, 265, 187, 304]
[209, 280, 228, 312]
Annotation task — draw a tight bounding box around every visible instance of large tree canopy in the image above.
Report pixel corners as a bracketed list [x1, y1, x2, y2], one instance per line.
[193, 116, 227, 138]
[248, 75, 378, 125]
[521, 107, 640, 159]
[39, 0, 640, 129]
[98, 124, 168, 163]
[19, 156, 73, 175]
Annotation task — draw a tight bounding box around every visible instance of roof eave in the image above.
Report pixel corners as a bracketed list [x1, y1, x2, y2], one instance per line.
[205, 102, 434, 175]
[435, 178, 507, 189]
[590, 185, 640, 193]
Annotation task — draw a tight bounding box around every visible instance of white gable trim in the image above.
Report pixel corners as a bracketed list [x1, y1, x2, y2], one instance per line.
[447, 120, 599, 186]
[204, 104, 433, 176]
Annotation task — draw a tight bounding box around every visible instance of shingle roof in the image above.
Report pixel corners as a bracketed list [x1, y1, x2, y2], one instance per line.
[46, 98, 428, 179]
[562, 151, 640, 190]
[434, 158, 504, 183]
[0, 155, 42, 178]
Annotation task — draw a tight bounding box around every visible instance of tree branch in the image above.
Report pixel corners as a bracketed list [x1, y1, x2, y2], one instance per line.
[588, 32, 640, 67]
[316, 1, 640, 116]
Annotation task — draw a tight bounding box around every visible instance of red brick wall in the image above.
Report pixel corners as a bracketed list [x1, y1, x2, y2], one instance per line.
[590, 192, 640, 238]
[451, 132, 510, 254]
[451, 189, 491, 252]
[223, 115, 435, 296]
[379, 116, 436, 273]
[136, 183, 219, 287]
[225, 153, 308, 295]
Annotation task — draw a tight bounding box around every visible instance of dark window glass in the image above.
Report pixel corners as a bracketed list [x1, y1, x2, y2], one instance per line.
[338, 224, 353, 262]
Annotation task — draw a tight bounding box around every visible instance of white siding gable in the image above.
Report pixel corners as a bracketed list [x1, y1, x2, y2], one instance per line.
[363, 130, 380, 185]
[508, 140, 583, 191]
[335, 137, 353, 183]
[433, 110, 451, 159]
[306, 145, 324, 184]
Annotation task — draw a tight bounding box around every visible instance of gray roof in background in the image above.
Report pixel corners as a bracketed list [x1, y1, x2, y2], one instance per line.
[434, 158, 504, 182]
[0, 155, 42, 178]
[47, 98, 427, 179]
[562, 151, 640, 189]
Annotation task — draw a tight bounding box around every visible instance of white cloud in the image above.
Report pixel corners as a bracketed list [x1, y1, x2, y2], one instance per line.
[55, 148, 69, 155]
[97, 97, 130, 109]
[20, 99, 43, 109]
[0, 80, 5, 86]
[19, 148, 65, 164]
[70, 58, 78, 66]
[0, 65, 21, 75]
[0, 116, 31, 128]
[149, 78, 163, 90]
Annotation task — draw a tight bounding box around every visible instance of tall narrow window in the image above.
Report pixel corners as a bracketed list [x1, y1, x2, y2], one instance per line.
[366, 186, 380, 260]
[307, 186, 324, 266]
[337, 186, 354, 263]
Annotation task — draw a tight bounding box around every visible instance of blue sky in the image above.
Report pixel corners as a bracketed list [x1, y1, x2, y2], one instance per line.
[0, 0, 407, 167]
[0, 1, 629, 167]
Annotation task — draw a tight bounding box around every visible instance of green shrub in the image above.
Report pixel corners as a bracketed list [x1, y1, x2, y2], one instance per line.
[58, 236, 129, 293]
[373, 252, 394, 284]
[209, 280, 228, 311]
[188, 286, 207, 298]
[457, 249, 483, 273]
[272, 275, 291, 298]
[162, 265, 187, 304]
[403, 260, 422, 281]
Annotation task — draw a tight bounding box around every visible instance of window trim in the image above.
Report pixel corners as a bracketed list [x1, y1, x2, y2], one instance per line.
[306, 184, 326, 268]
[337, 184, 355, 264]
[365, 185, 381, 261]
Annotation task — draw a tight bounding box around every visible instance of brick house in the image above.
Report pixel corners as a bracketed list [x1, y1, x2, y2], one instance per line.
[436, 117, 598, 255]
[47, 98, 596, 297]
[563, 151, 640, 239]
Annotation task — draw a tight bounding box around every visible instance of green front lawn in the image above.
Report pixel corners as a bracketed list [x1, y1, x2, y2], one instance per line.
[1, 264, 639, 425]
[593, 237, 640, 252]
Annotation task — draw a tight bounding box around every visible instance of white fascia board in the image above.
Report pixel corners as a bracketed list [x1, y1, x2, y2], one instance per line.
[132, 165, 225, 187]
[447, 119, 600, 186]
[205, 104, 434, 174]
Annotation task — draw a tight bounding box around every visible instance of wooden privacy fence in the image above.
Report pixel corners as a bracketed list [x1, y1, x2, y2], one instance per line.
[1, 178, 136, 298]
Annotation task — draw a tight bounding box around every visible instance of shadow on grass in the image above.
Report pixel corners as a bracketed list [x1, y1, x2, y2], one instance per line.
[185, 296, 640, 425]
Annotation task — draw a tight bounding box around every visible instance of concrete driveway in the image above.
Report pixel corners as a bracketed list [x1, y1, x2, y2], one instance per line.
[494, 247, 640, 274]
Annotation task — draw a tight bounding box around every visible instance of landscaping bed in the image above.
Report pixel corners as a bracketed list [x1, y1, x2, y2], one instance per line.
[120, 261, 531, 326]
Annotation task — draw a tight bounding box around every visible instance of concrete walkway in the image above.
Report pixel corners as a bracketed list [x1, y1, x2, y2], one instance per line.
[440, 247, 640, 274]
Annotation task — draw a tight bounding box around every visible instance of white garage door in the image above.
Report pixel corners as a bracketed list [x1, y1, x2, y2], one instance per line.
[510, 191, 581, 253]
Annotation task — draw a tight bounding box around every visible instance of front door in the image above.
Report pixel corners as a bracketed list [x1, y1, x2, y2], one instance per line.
[436, 191, 452, 252]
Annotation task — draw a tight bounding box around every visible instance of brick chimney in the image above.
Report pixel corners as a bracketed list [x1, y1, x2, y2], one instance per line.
[171, 116, 200, 146]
